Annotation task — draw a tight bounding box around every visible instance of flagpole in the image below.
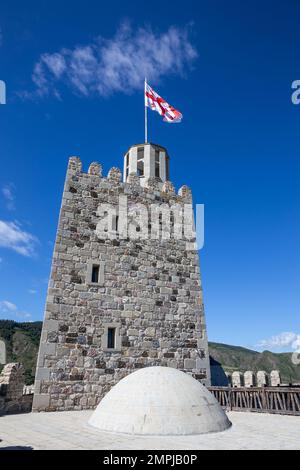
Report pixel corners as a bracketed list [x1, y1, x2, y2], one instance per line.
[144, 78, 148, 143]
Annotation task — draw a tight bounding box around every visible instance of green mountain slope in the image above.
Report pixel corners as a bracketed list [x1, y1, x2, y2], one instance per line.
[209, 341, 300, 384]
[0, 320, 299, 385]
[0, 320, 42, 384]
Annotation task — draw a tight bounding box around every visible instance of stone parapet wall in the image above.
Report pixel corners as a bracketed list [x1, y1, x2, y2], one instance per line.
[227, 370, 282, 387]
[0, 363, 33, 415]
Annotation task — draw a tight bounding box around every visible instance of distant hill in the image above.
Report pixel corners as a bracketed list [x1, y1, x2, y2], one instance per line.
[209, 342, 300, 384]
[0, 320, 299, 385]
[0, 320, 42, 384]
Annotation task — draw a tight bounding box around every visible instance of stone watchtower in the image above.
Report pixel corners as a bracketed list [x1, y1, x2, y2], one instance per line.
[33, 142, 211, 412]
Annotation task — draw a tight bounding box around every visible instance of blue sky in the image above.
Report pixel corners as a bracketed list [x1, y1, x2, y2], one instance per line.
[0, 0, 299, 352]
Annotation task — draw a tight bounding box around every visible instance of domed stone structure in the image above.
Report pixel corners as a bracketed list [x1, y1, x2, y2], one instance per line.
[89, 367, 231, 436]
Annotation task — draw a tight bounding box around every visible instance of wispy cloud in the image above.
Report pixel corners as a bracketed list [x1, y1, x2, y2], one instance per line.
[22, 22, 197, 100]
[0, 300, 32, 321]
[0, 220, 37, 256]
[28, 289, 37, 295]
[0, 300, 17, 312]
[2, 183, 16, 210]
[257, 332, 300, 352]
[17, 312, 32, 320]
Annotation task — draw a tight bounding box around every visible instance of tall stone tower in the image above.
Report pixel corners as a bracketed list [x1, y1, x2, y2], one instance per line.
[33, 143, 211, 412]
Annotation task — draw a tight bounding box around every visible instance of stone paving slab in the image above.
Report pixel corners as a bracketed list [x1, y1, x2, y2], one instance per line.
[0, 410, 299, 450]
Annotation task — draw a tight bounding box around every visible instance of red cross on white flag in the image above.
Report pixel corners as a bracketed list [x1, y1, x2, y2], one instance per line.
[145, 81, 183, 124]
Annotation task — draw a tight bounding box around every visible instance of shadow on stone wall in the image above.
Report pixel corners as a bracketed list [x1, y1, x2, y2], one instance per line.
[210, 356, 229, 386]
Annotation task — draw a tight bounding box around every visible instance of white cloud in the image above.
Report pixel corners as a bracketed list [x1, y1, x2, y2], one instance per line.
[28, 289, 37, 295]
[2, 183, 16, 210]
[258, 332, 300, 352]
[0, 220, 37, 257]
[16, 311, 32, 321]
[0, 300, 32, 321]
[23, 22, 197, 99]
[0, 300, 17, 312]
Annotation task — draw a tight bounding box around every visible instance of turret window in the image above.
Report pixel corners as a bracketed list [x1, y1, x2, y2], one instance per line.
[166, 155, 170, 180]
[137, 147, 144, 177]
[137, 160, 144, 176]
[155, 150, 160, 178]
[137, 147, 144, 160]
[125, 153, 129, 179]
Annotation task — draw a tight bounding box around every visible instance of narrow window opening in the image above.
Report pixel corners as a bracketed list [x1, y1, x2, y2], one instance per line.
[155, 163, 160, 178]
[170, 213, 175, 236]
[155, 150, 160, 178]
[91, 264, 100, 283]
[137, 159, 144, 176]
[166, 156, 170, 180]
[159, 213, 163, 237]
[137, 147, 144, 161]
[125, 154, 130, 180]
[159, 213, 163, 229]
[107, 327, 116, 349]
[103, 210, 108, 232]
[137, 147, 144, 177]
[115, 215, 119, 232]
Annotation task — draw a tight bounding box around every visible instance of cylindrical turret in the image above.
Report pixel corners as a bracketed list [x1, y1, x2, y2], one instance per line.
[123, 143, 170, 187]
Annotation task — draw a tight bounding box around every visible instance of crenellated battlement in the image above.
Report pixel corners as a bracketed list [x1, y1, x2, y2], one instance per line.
[67, 156, 192, 202]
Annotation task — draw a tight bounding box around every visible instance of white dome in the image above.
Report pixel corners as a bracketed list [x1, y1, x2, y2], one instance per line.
[89, 366, 231, 436]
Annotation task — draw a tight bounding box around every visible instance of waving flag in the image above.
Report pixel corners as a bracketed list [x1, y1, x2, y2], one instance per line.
[145, 81, 183, 123]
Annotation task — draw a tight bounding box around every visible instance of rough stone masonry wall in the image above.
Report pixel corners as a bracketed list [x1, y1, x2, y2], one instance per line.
[33, 157, 211, 412]
[0, 363, 33, 415]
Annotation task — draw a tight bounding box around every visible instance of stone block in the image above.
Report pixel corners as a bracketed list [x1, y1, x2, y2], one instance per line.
[32, 394, 50, 412]
[244, 371, 255, 387]
[35, 368, 50, 381]
[184, 359, 196, 369]
[0, 340, 6, 365]
[257, 371, 268, 387]
[232, 371, 242, 387]
[270, 370, 281, 387]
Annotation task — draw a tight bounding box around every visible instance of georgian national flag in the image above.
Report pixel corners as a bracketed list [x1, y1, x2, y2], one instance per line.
[145, 81, 183, 123]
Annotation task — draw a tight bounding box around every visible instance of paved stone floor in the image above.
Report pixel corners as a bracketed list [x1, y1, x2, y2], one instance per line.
[0, 410, 299, 450]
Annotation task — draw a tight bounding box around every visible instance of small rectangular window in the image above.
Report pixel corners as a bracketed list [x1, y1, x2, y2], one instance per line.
[107, 328, 116, 349]
[91, 264, 99, 283]
[155, 163, 160, 178]
[166, 156, 170, 180]
[155, 150, 160, 162]
[137, 159, 144, 176]
[137, 147, 144, 161]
